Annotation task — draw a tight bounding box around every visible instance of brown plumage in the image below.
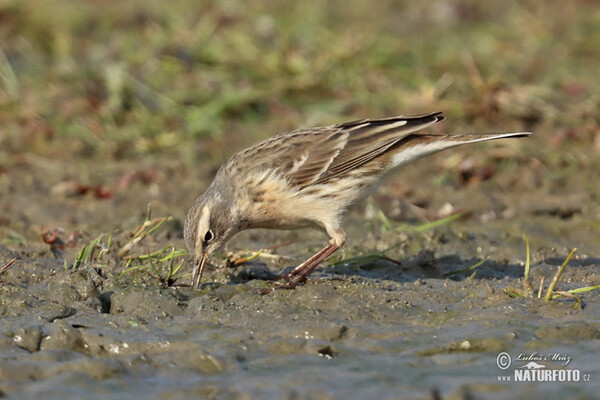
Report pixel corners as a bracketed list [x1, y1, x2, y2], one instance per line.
[184, 112, 531, 290]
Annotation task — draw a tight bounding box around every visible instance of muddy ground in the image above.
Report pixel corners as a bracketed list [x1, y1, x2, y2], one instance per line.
[1, 1, 600, 399]
[1, 131, 599, 400]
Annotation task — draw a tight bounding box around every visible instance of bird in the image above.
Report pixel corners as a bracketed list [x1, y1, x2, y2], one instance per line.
[183, 111, 531, 290]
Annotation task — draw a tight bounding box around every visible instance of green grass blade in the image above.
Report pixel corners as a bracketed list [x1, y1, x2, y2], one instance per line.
[329, 253, 384, 268]
[377, 209, 393, 232]
[524, 233, 530, 281]
[145, 216, 172, 236]
[544, 248, 577, 301]
[119, 264, 145, 279]
[568, 284, 600, 294]
[414, 213, 463, 232]
[443, 257, 488, 277]
[159, 248, 188, 262]
[107, 232, 113, 251]
[504, 288, 521, 298]
[74, 245, 86, 269]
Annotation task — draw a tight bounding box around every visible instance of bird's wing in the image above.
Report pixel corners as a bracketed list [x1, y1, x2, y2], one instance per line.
[312, 112, 444, 185]
[234, 112, 445, 187]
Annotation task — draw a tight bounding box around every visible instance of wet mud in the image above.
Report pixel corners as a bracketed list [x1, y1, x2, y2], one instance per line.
[1, 150, 599, 399]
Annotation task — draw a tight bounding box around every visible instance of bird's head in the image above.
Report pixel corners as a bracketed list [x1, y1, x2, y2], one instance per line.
[184, 189, 237, 287]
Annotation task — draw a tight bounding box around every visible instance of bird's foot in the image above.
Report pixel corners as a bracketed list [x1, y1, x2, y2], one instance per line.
[267, 271, 295, 282]
[258, 276, 307, 295]
[260, 243, 340, 294]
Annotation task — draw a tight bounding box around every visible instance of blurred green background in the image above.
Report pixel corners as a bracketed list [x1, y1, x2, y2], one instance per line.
[1, 0, 599, 241]
[2, 0, 598, 163]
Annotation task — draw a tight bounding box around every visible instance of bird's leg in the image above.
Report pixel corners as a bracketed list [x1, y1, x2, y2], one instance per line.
[276, 242, 341, 290]
[259, 228, 345, 294]
[271, 228, 346, 283]
[259, 243, 342, 295]
[270, 245, 331, 281]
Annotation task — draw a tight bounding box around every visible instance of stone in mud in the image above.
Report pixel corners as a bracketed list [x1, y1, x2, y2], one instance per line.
[13, 326, 43, 352]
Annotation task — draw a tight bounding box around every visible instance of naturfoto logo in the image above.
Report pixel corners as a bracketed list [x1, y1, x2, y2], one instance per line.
[496, 351, 591, 383]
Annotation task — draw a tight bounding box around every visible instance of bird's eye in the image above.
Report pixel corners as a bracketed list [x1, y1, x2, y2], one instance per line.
[204, 229, 214, 243]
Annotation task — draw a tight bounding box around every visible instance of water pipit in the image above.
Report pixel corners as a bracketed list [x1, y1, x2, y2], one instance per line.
[184, 112, 530, 290]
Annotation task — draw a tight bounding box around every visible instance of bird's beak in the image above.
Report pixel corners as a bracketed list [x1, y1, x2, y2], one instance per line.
[191, 252, 208, 289]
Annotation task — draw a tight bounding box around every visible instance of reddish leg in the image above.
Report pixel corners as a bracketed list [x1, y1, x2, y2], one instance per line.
[271, 244, 334, 281]
[260, 243, 340, 294]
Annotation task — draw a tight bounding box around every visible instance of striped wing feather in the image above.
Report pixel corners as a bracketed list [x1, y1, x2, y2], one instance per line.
[240, 112, 444, 187]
